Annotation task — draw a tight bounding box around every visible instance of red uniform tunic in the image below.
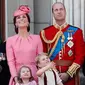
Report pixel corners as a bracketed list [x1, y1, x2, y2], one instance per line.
[40, 24, 85, 85]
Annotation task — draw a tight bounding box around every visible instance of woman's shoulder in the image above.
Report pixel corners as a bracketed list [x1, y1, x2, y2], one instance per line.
[30, 34, 40, 39]
[7, 35, 18, 42]
[30, 33, 40, 37]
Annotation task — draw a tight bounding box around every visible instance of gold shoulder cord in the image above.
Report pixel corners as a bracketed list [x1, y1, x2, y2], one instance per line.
[41, 29, 64, 58]
[41, 30, 59, 44]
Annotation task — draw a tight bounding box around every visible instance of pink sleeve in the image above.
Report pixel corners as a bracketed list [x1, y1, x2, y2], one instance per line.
[6, 38, 17, 78]
[36, 35, 43, 55]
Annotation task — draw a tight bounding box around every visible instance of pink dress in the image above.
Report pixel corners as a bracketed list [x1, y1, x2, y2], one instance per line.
[20, 80, 37, 85]
[15, 80, 37, 85]
[6, 34, 43, 85]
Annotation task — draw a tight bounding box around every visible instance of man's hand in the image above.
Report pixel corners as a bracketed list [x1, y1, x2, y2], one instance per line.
[59, 73, 69, 83]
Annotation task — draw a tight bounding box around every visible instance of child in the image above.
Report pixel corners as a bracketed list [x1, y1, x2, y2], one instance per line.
[35, 53, 63, 85]
[16, 66, 37, 85]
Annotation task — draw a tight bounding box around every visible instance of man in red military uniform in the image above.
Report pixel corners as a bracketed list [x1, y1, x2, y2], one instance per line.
[40, 2, 85, 85]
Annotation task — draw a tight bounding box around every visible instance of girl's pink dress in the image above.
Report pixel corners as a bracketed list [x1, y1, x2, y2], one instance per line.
[16, 80, 37, 85]
[21, 80, 37, 85]
[6, 34, 43, 85]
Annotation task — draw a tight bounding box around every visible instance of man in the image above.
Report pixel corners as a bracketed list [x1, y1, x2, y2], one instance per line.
[40, 2, 85, 85]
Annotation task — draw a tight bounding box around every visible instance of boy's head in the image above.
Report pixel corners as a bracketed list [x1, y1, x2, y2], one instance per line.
[35, 53, 50, 68]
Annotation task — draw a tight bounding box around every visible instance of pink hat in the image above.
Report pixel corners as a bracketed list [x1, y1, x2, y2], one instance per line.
[13, 5, 31, 17]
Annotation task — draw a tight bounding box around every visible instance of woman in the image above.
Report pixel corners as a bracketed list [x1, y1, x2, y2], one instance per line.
[6, 5, 43, 85]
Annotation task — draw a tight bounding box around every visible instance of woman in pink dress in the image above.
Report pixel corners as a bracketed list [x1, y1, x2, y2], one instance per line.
[6, 5, 43, 85]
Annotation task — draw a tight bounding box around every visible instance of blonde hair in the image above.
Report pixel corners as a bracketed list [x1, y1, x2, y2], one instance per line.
[52, 2, 66, 12]
[35, 53, 48, 65]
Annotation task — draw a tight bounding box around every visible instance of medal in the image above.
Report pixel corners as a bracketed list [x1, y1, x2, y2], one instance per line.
[67, 32, 70, 40]
[67, 32, 73, 40]
[68, 50, 73, 57]
[61, 34, 65, 43]
[67, 30, 74, 40]
[70, 33, 73, 40]
[67, 40, 74, 48]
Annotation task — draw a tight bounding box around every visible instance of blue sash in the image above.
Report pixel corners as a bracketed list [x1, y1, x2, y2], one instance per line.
[50, 26, 78, 60]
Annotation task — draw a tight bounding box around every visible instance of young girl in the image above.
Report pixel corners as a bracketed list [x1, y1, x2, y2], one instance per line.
[35, 53, 63, 85]
[16, 66, 37, 85]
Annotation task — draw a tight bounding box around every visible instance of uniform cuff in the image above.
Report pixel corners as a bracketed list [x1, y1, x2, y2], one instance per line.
[67, 63, 80, 78]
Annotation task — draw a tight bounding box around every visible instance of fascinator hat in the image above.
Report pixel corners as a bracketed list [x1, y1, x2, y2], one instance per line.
[13, 5, 31, 17]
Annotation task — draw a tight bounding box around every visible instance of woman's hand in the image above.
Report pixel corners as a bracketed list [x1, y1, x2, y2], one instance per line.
[14, 76, 19, 84]
[15, 82, 20, 85]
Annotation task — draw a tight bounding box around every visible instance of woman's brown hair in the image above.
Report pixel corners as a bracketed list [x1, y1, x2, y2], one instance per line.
[13, 14, 30, 34]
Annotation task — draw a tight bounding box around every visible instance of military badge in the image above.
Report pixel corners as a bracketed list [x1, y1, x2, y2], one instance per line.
[67, 32, 73, 40]
[67, 32, 70, 40]
[68, 50, 73, 57]
[67, 40, 74, 48]
[67, 30, 74, 40]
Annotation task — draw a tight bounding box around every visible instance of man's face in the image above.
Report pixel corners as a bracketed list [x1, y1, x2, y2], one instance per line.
[52, 3, 66, 21]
